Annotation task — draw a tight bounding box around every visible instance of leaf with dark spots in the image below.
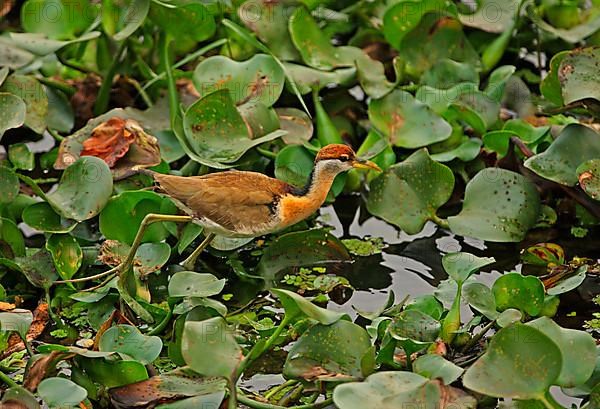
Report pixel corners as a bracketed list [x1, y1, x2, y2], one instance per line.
[109, 368, 226, 409]
[283, 320, 374, 381]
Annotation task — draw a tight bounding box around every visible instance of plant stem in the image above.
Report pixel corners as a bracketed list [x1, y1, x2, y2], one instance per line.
[16, 174, 49, 202]
[264, 380, 299, 400]
[161, 33, 178, 128]
[54, 265, 120, 284]
[94, 41, 127, 115]
[0, 370, 18, 388]
[147, 308, 172, 336]
[237, 391, 333, 409]
[256, 147, 277, 160]
[228, 379, 237, 409]
[48, 129, 65, 142]
[460, 319, 496, 353]
[237, 316, 291, 378]
[431, 214, 449, 230]
[143, 38, 227, 91]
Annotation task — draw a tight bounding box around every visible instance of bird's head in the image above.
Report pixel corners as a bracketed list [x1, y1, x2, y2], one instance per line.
[315, 144, 382, 174]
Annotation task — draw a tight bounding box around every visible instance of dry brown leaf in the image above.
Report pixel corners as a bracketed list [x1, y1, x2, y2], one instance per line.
[81, 117, 136, 167]
[0, 0, 15, 18]
[0, 302, 16, 311]
[23, 350, 73, 392]
[1, 303, 49, 360]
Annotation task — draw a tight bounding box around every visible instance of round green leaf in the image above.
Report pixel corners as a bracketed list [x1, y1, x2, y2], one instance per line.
[0, 309, 33, 339]
[47, 156, 113, 222]
[46, 234, 82, 281]
[0, 217, 26, 258]
[448, 168, 541, 242]
[182, 89, 285, 165]
[168, 271, 226, 298]
[459, 0, 520, 33]
[492, 273, 545, 316]
[558, 47, 600, 105]
[389, 309, 441, 344]
[463, 281, 499, 320]
[21, 0, 97, 40]
[413, 354, 464, 385]
[283, 320, 374, 381]
[9, 143, 34, 171]
[99, 190, 177, 245]
[524, 124, 600, 186]
[496, 308, 522, 327]
[182, 317, 242, 379]
[155, 130, 186, 163]
[0, 166, 19, 205]
[442, 252, 495, 284]
[421, 58, 479, 89]
[193, 55, 284, 107]
[0, 93, 26, 139]
[22, 202, 77, 233]
[463, 324, 562, 399]
[334, 371, 476, 409]
[526, 317, 596, 387]
[79, 357, 148, 388]
[368, 90, 452, 148]
[99, 324, 162, 364]
[367, 149, 454, 234]
[133, 242, 171, 276]
[38, 377, 87, 408]
[150, 0, 215, 42]
[271, 288, 348, 325]
[0, 75, 47, 134]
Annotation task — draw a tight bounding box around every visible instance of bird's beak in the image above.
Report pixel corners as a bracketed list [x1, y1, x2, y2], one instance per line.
[352, 158, 382, 172]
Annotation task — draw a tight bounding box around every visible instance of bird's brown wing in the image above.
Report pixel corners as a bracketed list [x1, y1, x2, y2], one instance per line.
[152, 171, 293, 233]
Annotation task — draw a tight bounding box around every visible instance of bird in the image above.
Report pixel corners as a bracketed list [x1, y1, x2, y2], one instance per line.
[130, 144, 381, 270]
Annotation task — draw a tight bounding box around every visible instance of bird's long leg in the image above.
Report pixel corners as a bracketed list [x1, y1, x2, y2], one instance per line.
[117, 213, 193, 323]
[120, 213, 193, 274]
[181, 232, 216, 271]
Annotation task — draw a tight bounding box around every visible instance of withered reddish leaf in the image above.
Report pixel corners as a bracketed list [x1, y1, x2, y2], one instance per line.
[109, 369, 226, 408]
[24, 350, 72, 391]
[81, 117, 135, 167]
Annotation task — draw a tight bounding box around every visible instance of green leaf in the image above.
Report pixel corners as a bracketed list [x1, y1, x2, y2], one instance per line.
[46, 87, 74, 133]
[0, 217, 26, 258]
[526, 317, 596, 387]
[79, 356, 148, 388]
[0, 166, 20, 205]
[430, 138, 482, 162]
[99, 190, 177, 245]
[367, 149, 454, 234]
[413, 354, 464, 385]
[182, 89, 285, 166]
[463, 281, 499, 320]
[155, 130, 186, 164]
[0, 387, 40, 409]
[492, 273, 545, 316]
[459, 0, 520, 32]
[389, 309, 441, 352]
[528, 4, 600, 43]
[7, 31, 100, 55]
[182, 317, 242, 378]
[0, 93, 26, 139]
[193, 54, 284, 107]
[238, 0, 299, 61]
[47, 156, 113, 222]
[99, 324, 162, 364]
[0, 75, 48, 134]
[578, 159, 600, 200]
[133, 242, 171, 276]
[383, 0, 457, 50]
[442, 252, 495, 284]
[168, 271, 226, 298]
[282, 62, 356, 95]
[334, 371, 476, 409]
[22, 202, 77, 233]
[369, 90, 452, 148]
[288, 6, 348, 70]
[283, 320, 374, 381]
[421, 58, 479, 89]
[21, 0, 97, 40]
[13, 249, 58, 288]
[496, 308, 522, 327]
[271, 288, 348, 325]
[276, 108, 313, 145]
[8, 143, 34, 171]
[0, 309, 33, 339]
[524, 124, 600, 186]
[463, 324, 561, 400]
[540, 50, 568, 106]
[46, 234, 82, 281]
[558, 47, 600, 105]
[448, 168, 541, 242]
[257, 229, 350, 281]
[150, 0, 215, 42]
[38, 377, 87, 408]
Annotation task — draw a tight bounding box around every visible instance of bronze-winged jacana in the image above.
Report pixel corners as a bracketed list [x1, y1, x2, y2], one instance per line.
[119, 144, 381, 274]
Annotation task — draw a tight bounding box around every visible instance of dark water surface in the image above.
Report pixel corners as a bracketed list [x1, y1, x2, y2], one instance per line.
[241, 195, 597, 407]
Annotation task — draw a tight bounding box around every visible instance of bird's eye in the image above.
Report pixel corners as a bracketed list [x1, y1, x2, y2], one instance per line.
[339, 154, 350, 162]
